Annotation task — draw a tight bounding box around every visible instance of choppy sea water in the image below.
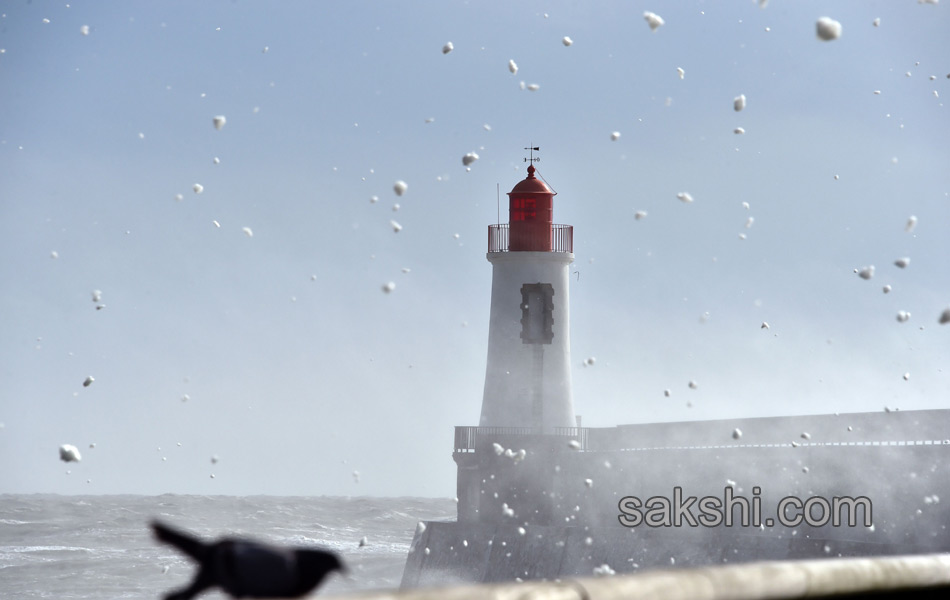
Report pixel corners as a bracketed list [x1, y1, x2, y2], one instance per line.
[0, 494, 456, 599]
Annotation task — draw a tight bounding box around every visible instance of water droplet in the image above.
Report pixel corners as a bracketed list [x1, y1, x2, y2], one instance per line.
[816, 17, 842, 41]
[59, 444, 81, 462]
[644, 11, 664, 31]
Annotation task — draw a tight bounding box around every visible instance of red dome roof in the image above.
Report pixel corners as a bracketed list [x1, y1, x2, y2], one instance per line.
[508, 165, 556, 196]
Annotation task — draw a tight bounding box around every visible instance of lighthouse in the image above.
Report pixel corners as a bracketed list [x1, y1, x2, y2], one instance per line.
[479, 154, 576, 433]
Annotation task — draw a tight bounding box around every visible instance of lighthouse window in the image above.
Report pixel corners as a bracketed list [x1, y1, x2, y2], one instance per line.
[519, 283, 554, 344]
[510, 197, 537, 221]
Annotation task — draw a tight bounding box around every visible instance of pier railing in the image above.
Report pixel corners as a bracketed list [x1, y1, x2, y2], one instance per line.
[454, 426, 588, 453]
[487, 224, 573, 253]
[325, 553, 950, 600]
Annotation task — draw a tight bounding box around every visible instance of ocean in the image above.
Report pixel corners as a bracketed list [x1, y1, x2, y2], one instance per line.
[0, 494, 456, 599]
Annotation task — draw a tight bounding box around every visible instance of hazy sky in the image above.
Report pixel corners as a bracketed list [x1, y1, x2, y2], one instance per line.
[1, 1, 947, 497]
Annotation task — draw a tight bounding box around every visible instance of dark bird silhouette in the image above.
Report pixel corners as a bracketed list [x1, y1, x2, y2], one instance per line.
[152, 521, 344, 600]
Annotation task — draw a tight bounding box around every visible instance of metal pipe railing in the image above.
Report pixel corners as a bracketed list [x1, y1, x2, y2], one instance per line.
[324, 553, 950, 600]
[454, 426, 588, 452]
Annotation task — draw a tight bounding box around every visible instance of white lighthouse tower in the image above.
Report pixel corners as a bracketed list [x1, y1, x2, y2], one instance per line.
[480, 154, 576, 433]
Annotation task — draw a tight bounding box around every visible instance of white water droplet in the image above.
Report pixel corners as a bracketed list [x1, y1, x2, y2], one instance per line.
[59, 444, 81, 462]
[644, 11, 664, 31]
[562, 36, 573, 47]
[734, 94, 747, 112]
[508, 59, 518, 74]
[212, 115, 226, 130]
[393, 180, 408, 196]
[677, 192, 694, 203]
[816, 17, 842, 41]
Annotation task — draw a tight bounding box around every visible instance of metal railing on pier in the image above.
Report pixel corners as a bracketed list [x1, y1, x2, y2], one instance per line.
[454, 426, 588, 453]
[323, 553, 950, 600]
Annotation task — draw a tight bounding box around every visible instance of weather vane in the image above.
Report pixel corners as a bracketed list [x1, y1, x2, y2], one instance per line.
[524, 146, 540, 164]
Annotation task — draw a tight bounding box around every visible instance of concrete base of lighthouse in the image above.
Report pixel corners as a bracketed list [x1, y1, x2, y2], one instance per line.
[480, 251, 576, 433]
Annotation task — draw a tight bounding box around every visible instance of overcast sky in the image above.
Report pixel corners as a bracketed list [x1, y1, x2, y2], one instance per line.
[1, 1, 947, 497]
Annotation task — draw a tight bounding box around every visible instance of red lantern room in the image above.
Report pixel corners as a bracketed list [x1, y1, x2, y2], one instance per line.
[508, 164, 555, 251]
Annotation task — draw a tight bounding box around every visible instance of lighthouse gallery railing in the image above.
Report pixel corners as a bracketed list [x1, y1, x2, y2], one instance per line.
[487, 224, 573, 253]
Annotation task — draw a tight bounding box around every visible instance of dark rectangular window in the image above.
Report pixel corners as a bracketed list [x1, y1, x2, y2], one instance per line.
[520, 283, 554, 344]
